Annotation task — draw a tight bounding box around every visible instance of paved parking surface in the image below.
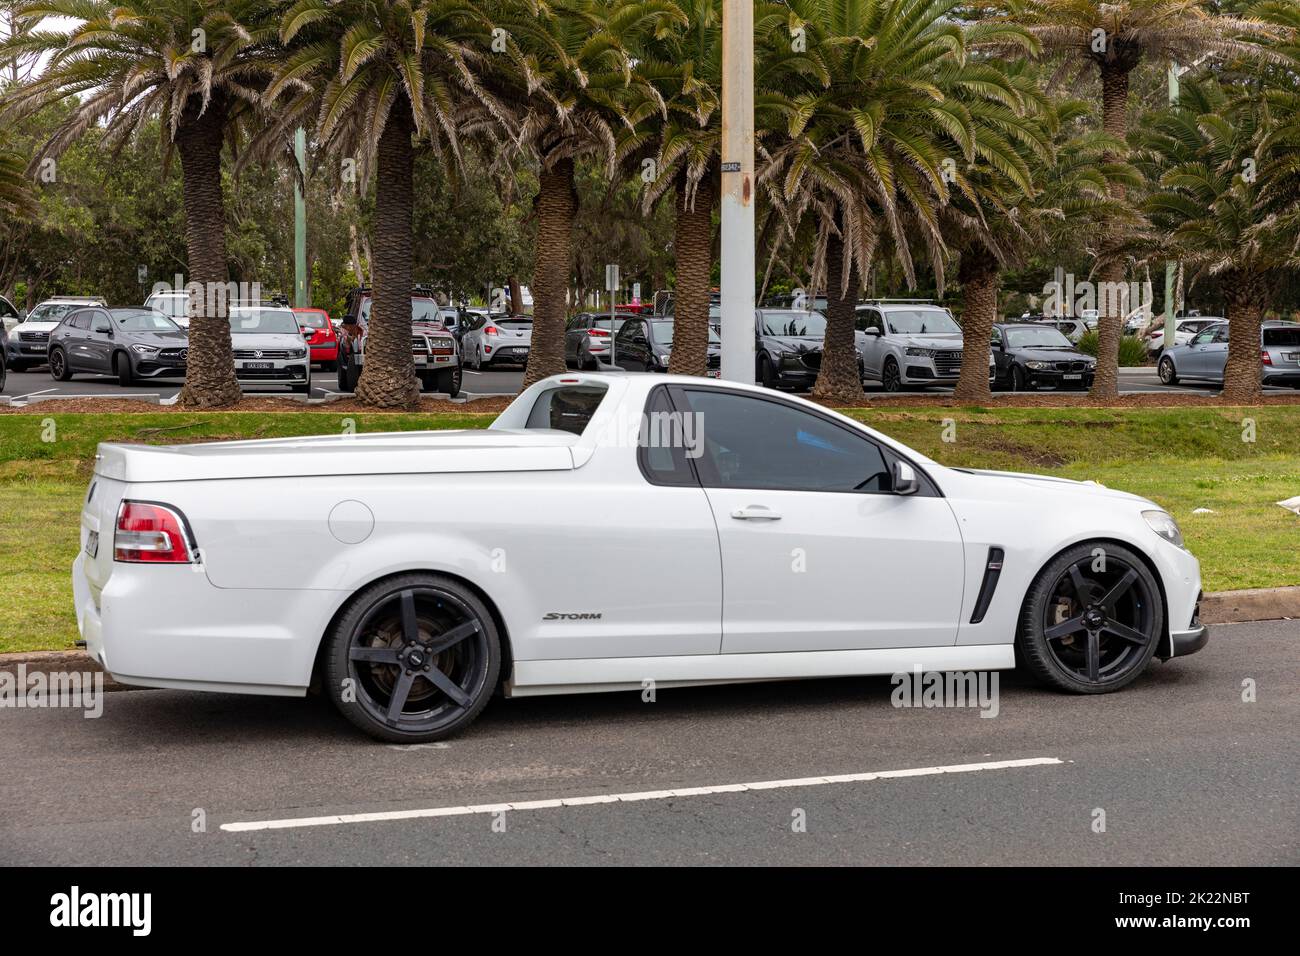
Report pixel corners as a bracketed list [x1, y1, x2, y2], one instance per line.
[1, 620, 1294, 866]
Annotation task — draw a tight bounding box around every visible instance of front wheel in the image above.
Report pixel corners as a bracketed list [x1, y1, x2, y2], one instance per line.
[1157, 356, 1179, 385]
[1017, 542, 1163, 694]
[49, 348, 72, 381]
[437, 366, 461, 399]
[114, 352, 134, 387]
[324, 573, 501, 742]
[881, 358, 903, 393]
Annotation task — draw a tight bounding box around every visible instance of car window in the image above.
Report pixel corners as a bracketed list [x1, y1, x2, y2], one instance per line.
[1211, 325, 1230, 344]
[760, 311, 826, 337]
[617, 319, 645, 342]
[1190, 328, 1217, 346]
[638, 387, 698, 486]
[678, 389, 891, 493]
[525, 384, 607, 435]
[111, 309, 181, 332]
[1263, 327, 1300, 347]
[296, 312, 329, 329]
[66, 310, 90, 330]
[1005, 326, 1073, 348]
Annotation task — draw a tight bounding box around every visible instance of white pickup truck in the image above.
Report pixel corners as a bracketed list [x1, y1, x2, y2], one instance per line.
[73, 373, 1206, 742]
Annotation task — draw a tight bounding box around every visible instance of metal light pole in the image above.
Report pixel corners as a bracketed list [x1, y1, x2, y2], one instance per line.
[1163, 64, 1180, 345]
[294, 128, 308, 308]
[719, 0, 755, 383]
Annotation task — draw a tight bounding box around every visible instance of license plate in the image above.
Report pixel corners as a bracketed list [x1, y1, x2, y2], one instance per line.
[1287, 353, 1299, 362]
[706, 369, 720, 378]
[85, 530, 98, 559]
[242, 362, 273, 370]
[434, 355, 451, 363]
[1063, 373, 1082, 380]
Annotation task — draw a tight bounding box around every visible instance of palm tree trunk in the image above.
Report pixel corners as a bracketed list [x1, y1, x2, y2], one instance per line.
[667, 173, 714, 376]
[356, 100, 420, 408]
[523, 157, 575, 388]
[1221, 268, 1265, 404]
[812, 226, 863, 405]
[175, 94, 242, 409]
[953, 249, 998, 403]
[1092, 65, 1131, 400]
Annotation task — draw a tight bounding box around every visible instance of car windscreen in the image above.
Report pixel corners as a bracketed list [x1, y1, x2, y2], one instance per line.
[148, 295, 188, 317]
[1004, 326, 1073, 349]
[651, 320, 674, 347]
[525, 384, 607, 435]
[111, 309, 180, 332]
[760, 311, 826, 337]
[884, 308, 961, 335]
[29, 303, 81, 323]
[1263, 327, 1300, 347]
[296, 312, 329, 329]
[229, 308, 300, 334]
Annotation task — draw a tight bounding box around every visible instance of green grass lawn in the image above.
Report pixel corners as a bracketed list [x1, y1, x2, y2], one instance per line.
[1, 406, 1296, 654]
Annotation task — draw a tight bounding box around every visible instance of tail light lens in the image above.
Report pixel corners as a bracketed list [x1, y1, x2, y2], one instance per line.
[115, 501, 194, 563]
[1261, 350, 1272, 365]
[484, 325, 499, 336]
[587, 328, 610, 337]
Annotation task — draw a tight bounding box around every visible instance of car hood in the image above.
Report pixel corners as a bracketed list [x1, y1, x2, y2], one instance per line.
[93, 428, 580, 483]
[1008, 346, 1092, 362]
[230, 332, 305, 350]
[896, 334, 964, 350]
[764, 334, 822, 352]
[951, 467, 1154, 507]
[15, 321, 59, 334]
[127, 330, 188, 347]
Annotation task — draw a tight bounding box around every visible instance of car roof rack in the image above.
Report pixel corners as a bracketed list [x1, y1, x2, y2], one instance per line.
[859, 298, 937, 305]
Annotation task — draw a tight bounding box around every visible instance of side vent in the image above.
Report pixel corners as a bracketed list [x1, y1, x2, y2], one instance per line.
[969, 547, 1005, 624]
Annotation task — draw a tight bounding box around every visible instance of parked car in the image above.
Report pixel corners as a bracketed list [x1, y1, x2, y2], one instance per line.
[227, 305, 311, 394]
[0, 293, 20, 334]
[337, 287, 461, 396]
[745, 308, 860, 391]
[1145, 316, 1224, 356]
[143, 290, 190, 327]
[565, 312, 634, 369]
[1157, 320, 1300, 389]
[461, 314, 532, 369]
[293, 307, 338, 371]
[855, 301, 993, 391]
[7, 296, 106, 370]
[0, 324, 8, 392]
[991, 323, 1096, 391]
[72, 372, 1208, 742]
[47, 307, 188, 386]
[1030, 315, 1096, 344]
[762, 291, 828, 311]
[610, 315, 721, 375]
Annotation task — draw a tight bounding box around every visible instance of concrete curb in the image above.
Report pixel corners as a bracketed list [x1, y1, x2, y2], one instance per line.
[1, 587, 1294, 692]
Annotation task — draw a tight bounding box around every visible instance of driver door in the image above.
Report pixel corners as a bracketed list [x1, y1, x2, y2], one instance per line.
[669, 385, 966, 653]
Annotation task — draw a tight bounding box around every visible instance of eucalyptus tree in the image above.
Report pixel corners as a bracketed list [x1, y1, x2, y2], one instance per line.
[0, 0, 287, 408]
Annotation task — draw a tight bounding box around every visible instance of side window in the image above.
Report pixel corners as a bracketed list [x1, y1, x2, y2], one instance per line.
[1212, 325, 1229, 344]
[638, 387, 698, 487]
[1190, 328, 1216, 346]
[677, 388, 892, 493]
[525, 384, 608, 435]
[616, 319, 642, 344]
[72, 310, 92, 330]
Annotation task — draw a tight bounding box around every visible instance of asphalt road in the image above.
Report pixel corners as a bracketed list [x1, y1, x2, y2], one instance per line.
[1, 620, 1294, 866]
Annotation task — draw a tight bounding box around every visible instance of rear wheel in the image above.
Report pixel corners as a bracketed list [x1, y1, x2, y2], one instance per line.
[1017, 542, 1163, 694]
[49, 348, 72, 381]
[114, 352, 134, 387]
[324, 573, 501, 742]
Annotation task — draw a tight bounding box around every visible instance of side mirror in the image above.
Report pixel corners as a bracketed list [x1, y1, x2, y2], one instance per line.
[94, 322, 111, 335]
[864, 326, 881, 336]
[893, 460, 919, 496]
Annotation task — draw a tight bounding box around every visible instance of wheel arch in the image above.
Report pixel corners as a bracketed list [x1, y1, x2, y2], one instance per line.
[309, 567, 516, 695]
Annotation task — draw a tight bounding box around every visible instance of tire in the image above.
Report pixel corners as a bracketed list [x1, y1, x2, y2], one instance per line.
[8, 359, 28, 373]
[757, 355, 777, 389]
[323, 573, 501, 743]
[114, 351, 134, 387]
[1017, 541, 1163, 694]
[338, 355, 358, 392]
[292, 373, 310, 395]
[881, 357, 903, 393]
[48, 348, 72, 381]
[437, 366, 461, 398]
[1010, 366, 1028, 392]
[337, 354, 350, 391]
[1157, 356, 1179, 385]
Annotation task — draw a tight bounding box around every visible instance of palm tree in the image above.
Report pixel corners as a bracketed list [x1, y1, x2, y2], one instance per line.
[629, 0, 826, 377]
[0, 0, 285, 409]
[763, 0, 1037, 405]
[0, 146, 36, 219]
[264, 0, 495, 407]
[485, 0, 683, 389]
[948, 84, 1140, 400]
[1134, 79, 1290, 403]
[1010, 0, 1283, 398]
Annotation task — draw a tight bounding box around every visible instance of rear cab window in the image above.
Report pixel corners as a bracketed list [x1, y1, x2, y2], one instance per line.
[525, 384, 609, 435]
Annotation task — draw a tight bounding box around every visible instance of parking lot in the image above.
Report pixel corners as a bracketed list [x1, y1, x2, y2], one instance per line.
[1, 620, 1293, 866]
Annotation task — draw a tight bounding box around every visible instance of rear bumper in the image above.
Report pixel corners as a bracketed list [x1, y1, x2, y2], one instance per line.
[1262, 371, 1300, 386]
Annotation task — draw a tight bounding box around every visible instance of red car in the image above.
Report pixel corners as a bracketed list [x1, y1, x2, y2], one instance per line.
[293, 307, 338, 371]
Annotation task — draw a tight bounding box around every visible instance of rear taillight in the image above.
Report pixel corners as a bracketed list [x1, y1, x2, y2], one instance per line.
[114, 501, 194, 563]
[587, 328, 610, 337]
[484, 325, 499, 336]
[1261, 350, 1272, 365]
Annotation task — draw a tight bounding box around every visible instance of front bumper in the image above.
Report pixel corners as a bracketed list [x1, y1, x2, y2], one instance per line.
[235, 362, 309, 383]
[12, 341, 49, 359]
[1024, 368, 1094, 389]
[133, 360, 187, 378]
[1168, 624, 1209, 658]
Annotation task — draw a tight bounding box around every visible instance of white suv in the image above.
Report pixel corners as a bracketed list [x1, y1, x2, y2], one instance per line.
[855, 301, 993, 391]
[228, 305, 311, 393]
[143, 290, 191, 327]
[8, 296, 106, 370]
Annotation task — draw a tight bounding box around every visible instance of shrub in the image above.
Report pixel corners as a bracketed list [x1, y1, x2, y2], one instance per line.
[1076, 330, 1149, 366]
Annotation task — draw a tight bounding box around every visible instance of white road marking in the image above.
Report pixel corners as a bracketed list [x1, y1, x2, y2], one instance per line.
[220, 756, 1063, 833]
[9, 387, 56, 401]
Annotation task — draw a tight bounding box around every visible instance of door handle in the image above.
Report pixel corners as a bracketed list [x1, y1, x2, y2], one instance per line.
[731, 506, 782, 521]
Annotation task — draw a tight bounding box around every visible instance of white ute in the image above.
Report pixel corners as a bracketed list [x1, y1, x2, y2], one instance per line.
[73, 373, 1207, 741]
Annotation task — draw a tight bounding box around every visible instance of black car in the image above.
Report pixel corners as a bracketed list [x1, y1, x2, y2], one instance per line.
[47, 307, 187, 386]
[748, 309, 865, 391]
[991, 322, 1095, 391]
[612, 316, 721, 374]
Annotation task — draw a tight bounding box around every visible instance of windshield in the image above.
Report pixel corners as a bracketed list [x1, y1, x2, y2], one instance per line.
[148, 295, 188, 317]
[1004, 326, 1073, 349]
[111, 309, 180, 332]
[229, 308, 301, 334]
[760, 311, 826, 337]
[296, 312, 329, 329]
[28, 303, 83, 323]
[651, 320, 675, 347]
[885, 308, 961, 336]
[359, 297, 443, 324]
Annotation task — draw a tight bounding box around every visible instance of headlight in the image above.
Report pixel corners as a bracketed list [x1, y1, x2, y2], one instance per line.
[130, 344, 159, 355]
[291, 347, 307, 358]
[431, 337, 453, 349]
[1142, 510, 1184, 548]
[905, 346, 934, 357]
[1025, 360, 1050, 370]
